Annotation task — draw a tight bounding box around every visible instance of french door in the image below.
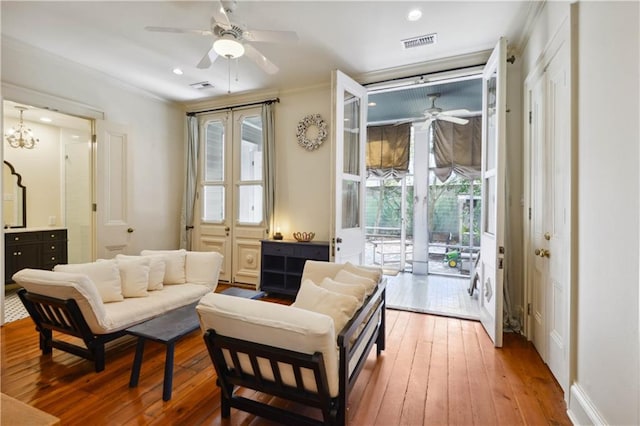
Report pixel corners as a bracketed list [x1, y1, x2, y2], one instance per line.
[331, 70, 368, 264]
[194, 107, 267, 286]
[479, 38, 507, 347]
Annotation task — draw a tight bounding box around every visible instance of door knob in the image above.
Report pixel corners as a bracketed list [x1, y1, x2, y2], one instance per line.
[225, 226, 230, 232]
[544, 232, 551, 241]
[127, 228, 134, 233]
[336, 237, 343, 243]
[535, 248, 550, 258]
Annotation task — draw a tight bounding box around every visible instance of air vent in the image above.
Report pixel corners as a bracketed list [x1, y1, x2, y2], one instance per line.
[189, 81, 214, 89]
[401, 33, 437, 49]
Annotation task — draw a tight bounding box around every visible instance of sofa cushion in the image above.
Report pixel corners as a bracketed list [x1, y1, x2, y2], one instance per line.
[13, 269, 109, 332]
[116, 254, 165, 290]
[318, 277, 367, 305]
[292, 279, 360, 334]
[141, 249, 186, 284]
[335, 269, 377, 296]
[54, 260, 123, 303]
[186, 251, 223, 289]
[102, 283, 211, 333]
[197, 293, 340, 397]
[116, 257, 150, 298]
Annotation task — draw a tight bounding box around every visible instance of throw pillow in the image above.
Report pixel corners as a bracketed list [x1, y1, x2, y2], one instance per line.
[186, 251, 223, 286]
[335, 269, 377, 296]
[292, 279, 360, 333]
[140, 249, 186, 284]
[318, 277, 367, 305]
[116, 257, 150, 298]
[116, 254, 165, 290]
[344, 262, 382, 284]
[54, 260, 123, 303]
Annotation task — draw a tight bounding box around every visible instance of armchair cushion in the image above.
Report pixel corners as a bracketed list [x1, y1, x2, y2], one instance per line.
[335, 269, 377, 296]
[318, 277, 367, 305]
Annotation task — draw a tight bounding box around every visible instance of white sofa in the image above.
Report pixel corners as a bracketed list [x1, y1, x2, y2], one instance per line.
[14, 249, 223, 372]
[197, 260, 385, 426]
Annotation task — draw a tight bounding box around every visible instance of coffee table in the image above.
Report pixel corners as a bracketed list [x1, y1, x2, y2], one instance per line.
[127, 302, 200, 401]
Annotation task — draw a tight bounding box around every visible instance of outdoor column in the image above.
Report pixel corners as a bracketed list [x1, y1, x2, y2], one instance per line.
[412, 126, 429, 275]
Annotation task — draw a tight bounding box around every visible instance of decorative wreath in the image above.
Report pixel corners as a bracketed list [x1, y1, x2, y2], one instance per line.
[296, 113, 328, 151]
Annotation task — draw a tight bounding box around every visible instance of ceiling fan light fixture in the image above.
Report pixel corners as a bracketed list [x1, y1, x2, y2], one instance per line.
[213, 35, 245, 58]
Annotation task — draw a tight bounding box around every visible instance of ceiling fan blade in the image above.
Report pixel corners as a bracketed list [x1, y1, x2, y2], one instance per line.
[211, 1, 232, 30]
[438, 115, 469, 125]
[243, 29, 299, 44]
[244, 44, 279, 74]
[145, 26, 212, 36]
[420, 118, 434, 130]
[196, 46, 219, 69]
[440, 109, 471, 116]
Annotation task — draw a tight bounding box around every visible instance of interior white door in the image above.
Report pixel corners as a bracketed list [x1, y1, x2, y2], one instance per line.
[529, 74, 548, 358]
[479, 38, 507, 347]
[95, 120, 132, 259]
[543, 42, 570, 392]
[331, 70, 368, 264]
[195, 112, 233, 282]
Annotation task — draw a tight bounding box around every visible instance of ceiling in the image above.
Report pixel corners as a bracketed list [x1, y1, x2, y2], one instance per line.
[1, 1, 532, 111]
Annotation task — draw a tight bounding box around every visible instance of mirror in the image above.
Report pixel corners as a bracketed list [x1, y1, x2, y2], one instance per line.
[3, 161, 26, 228]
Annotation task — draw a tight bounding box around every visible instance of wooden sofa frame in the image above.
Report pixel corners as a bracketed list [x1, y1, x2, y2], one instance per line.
[17, 289, 126, 372]
[202, 282, 386, 426]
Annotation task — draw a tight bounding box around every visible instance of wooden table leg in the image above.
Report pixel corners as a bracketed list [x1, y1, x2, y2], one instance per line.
[129, 338, 145, 388]
[162, 342, 175, 401]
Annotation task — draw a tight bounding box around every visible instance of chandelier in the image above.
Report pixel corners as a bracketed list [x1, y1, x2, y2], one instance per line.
[5, 106, 38, 149]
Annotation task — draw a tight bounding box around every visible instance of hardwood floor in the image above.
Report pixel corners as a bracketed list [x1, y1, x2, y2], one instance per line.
[1, 289, 571, 425]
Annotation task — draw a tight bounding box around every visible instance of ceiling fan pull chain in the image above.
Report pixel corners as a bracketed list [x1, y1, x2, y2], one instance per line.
[235, 58, 239, 83]
[227, 58, 231, 94]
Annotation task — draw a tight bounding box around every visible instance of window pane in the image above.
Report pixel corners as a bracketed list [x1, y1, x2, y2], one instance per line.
[342, 180, 360, 229]
[203, 185, 224, 222]
[240, 115, 263, 181]
[238, 184, 263, 224]
[484, 176, 496, 235]
[205, 120, 224, 182]
[343, 91, 360, 175]
[485, 71, 497, 170]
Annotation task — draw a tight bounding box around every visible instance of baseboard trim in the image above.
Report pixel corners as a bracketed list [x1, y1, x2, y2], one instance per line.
[567, 383, 607, 425]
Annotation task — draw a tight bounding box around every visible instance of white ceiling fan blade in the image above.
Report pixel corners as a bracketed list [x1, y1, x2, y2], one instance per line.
[243, 29, 299, 44]
[441, 109, 470, 116]
[438, 115, 469, 125]
[420, 118, 434, 130]
[196, 46, 218, 69]
[211, 1, 232, 30]
[244, 44, 279, 74]
[145, 26, 212, 36]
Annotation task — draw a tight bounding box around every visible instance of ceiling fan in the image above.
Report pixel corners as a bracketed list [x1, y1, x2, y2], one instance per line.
[145, 0, 298, 75]
[420, 93, 470, 129]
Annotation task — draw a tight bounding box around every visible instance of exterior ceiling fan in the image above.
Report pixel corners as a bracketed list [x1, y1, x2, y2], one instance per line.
[421, 93, 470, 128]
[145, 0, 298, 74]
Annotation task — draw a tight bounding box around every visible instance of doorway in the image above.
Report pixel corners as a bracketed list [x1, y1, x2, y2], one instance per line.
[363, 72, 483, 320]
[2, 100, 93, 323]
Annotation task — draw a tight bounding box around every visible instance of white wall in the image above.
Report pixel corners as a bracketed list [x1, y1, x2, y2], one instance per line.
[1, 38, 185, 253]
[273, 85, 332, 241]
[572, 2, 639, 424]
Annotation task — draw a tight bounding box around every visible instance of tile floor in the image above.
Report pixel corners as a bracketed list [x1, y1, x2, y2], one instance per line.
[3, 289, 28, 323]
[384, 272, 480, 320]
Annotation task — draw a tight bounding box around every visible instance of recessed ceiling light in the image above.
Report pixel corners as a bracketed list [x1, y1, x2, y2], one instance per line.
[368, 102, 377, 107]
[172, 68, 184, 75]
[407, 9, 422, 21]
[40, 117, 52, 123]
[71, 135, 79, 139]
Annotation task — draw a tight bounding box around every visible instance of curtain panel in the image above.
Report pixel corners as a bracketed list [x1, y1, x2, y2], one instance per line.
[366, 123, 411, 178]
[262, 103, 276, 235]
[180, 115, 199, 250]
[432, 116, 482, 182]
